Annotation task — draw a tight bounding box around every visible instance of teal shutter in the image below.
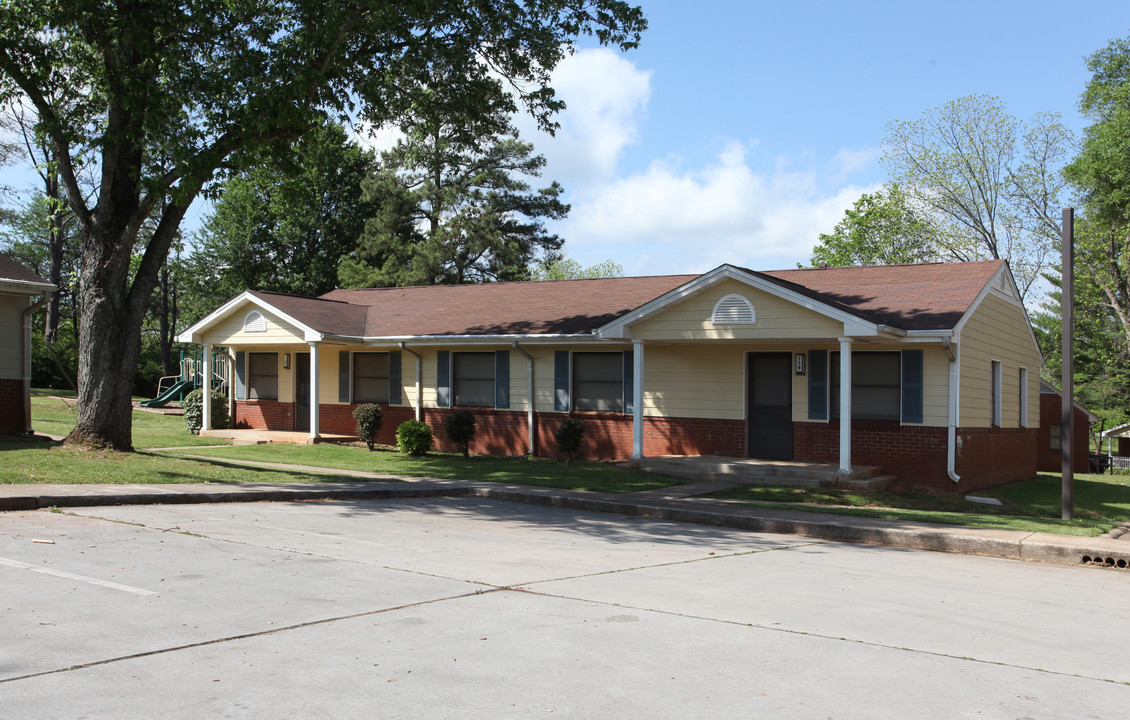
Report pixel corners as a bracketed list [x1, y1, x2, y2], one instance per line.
[436, 351, 450, 407]
[495, 351, 510, 409]
[623, 350, 634, 414]
[389, 351, 402, 405]
[808, 350, 827, 420]
[234, 351, 246, 401]
[338, 351, 350, 403]
[901, 350, 924, 423]
[554, 351, 570, 411]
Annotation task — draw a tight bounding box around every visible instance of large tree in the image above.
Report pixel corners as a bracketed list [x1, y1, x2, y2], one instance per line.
[0, 0, 645, 450]
[339, 84, 568, 287]
[188, 122, 378, 311]
[882, 95, 1074, 299]
[806, 184, 934, 268]
[1064, 36, 1130, 363]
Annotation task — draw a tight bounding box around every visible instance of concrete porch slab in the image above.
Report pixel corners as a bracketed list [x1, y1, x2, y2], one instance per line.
[198, 429, 357, 445]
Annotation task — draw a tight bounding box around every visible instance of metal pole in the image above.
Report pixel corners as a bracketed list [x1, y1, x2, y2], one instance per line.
[1061, 208, 1074, 521]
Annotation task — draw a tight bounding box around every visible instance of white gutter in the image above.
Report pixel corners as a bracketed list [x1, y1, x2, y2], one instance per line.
[21, 290, 51, 434]
[943, 337, 961, 483]
[322, 332, 611, 345]
[398, 343, 423, 421]
[512, 342, 536, 456]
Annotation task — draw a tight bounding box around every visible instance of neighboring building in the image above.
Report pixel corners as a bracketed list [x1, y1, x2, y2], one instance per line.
[1102, 423, 1130, 470]
[179, 260, 1041, 492]
[0, 253, 55, 435]
[1036, 380, 1098, 474]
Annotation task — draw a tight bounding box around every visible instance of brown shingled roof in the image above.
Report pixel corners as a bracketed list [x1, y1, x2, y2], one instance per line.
[0, 252, 52, 287]
[238, 261, 1004, 339]
[757, 259, 1005, 331]
[319, 275, 698, 336]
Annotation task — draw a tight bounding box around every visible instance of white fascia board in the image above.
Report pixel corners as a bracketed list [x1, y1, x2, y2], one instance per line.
[0, 279, 56, 294]
[176, 291, 324, 344]
[322, 333, 606, 347]
[596, 264, 880, 339]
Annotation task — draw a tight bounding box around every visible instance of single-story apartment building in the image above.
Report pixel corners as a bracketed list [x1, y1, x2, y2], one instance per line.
[0, 252, 55, 435]
[179, 260, 1041, 492]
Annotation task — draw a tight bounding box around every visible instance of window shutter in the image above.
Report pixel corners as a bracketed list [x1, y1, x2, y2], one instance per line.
[234, 351, 246, 401]
[389, 351, 402, 405]
[495, 351, 510, 409]
[808, 350, 827, 420]
[338, 351, 350, 403]
[623, 350, 634, 414]
[436, 351, 450, 407]
[902, 350, 924, 423]
[554, 351, 570, 411]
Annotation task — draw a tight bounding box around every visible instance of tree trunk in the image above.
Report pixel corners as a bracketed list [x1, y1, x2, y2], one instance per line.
[159, 261, 172, 376]
[44, 170, 65, 345]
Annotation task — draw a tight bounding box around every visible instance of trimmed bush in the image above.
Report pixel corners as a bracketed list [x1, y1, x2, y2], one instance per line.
[352, 404, 384, 451]
[444, 410, 477, 460]
[553, 418, 585, 465]
[183, 388, 230, 435]
[395, 419, 434, 456]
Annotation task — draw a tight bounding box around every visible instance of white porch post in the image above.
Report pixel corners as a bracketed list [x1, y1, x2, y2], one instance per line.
[632, 339, 645, 460]
[202, 344, 212, 432]
[308, 341, 320, 439]
[838, 337, 853, 475]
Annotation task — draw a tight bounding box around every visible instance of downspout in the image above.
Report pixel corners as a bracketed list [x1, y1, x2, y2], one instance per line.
[943, 337, 961, 483]
[21, 291, 51, 434]
[399, 342, 423, 422]
[512, 341, 536, 456]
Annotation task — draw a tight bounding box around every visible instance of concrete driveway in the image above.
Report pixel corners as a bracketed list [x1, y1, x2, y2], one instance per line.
[2, 497, 1129, 719]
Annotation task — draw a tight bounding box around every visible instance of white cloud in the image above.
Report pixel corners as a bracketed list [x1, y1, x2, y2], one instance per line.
[558, 141, 879, 274]
[515, 47, 651, 187]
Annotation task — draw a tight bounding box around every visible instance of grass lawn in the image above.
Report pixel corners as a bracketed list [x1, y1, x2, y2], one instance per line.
[170, 443, 679, 494]
[710, 473, 1130, 537]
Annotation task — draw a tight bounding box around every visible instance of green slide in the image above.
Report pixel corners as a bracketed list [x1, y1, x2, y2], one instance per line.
[140, 379, 195, 408]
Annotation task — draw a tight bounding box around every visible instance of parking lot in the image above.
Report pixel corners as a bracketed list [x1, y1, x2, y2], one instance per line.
[3, 497, 1129, 719]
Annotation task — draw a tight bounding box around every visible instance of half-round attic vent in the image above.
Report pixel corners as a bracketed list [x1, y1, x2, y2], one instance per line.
[712, 294, 756, 325]
[243, 310, 267, 333]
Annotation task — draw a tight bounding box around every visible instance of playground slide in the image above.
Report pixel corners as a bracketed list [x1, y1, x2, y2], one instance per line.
[140, 379, 195, 408]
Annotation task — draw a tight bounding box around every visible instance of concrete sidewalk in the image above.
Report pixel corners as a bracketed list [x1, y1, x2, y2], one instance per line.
[2, 469, 1129, 571]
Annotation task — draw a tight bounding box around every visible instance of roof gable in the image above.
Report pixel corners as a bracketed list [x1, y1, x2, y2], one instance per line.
[0, 252, 55, 292]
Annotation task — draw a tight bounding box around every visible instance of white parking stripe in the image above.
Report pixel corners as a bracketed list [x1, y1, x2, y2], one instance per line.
[0, 557, 158, 596]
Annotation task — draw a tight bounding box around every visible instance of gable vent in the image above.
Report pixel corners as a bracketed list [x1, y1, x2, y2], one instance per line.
[243, 310, 267, 333]
[712, 294, 756, 325]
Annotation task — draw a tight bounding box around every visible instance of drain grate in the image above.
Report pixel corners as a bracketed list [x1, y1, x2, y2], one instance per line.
[1080, 555, 1129, 569]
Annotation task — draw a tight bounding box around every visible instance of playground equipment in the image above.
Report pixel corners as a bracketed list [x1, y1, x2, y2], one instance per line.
[140, 350, 231, 408]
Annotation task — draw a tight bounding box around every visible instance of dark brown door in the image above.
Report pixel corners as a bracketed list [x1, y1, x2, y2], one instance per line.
[747, 353, 793, 460]
[295, 353, 310, 432]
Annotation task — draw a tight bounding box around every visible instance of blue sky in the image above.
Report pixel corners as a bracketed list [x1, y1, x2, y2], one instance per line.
[509, 0, 1130, 276]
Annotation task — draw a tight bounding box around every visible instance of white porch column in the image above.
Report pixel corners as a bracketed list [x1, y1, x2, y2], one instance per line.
[838, 337, 853, 475]
[632, 339, 645, 460]
[308, 341, 320, 439]
[202, 344, 213, 432]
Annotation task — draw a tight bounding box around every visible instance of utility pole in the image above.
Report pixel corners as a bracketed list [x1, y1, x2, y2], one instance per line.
[1061, 208, 1074, 521]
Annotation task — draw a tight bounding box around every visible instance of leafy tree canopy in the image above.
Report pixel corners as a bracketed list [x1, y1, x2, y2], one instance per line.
[530, 256, 624, 280]
[806, 184, 934, 268]
[0, 0, 645, 449]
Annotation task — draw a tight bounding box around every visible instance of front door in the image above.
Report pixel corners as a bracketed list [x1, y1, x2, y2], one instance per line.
[747, 352, 793, 460]
[295, 353, 310, 432]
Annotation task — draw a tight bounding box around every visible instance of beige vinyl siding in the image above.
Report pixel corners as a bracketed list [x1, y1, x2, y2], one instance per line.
[958, 293, 1041, 428]
[207, 304, 306, 345]
[314, 345, 418, 407]
[645, 345, 746, 419]
[0, 294, 25, 379]
[629, 279, 845, 341]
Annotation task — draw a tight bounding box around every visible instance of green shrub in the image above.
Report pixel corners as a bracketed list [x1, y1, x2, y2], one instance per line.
[395, 419, 434, 456]
[553, 418, 585, 465]
[444, 410, 477, 459]
[183, 388, 230, 435]
[352, 404, 384, 451]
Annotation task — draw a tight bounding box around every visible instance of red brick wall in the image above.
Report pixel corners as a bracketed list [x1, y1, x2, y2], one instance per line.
[234, 400, 295, 430]
[794, 420, 1037, 492]
[0, 378, 24, 434]
[1036, 393, 1094, 473]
